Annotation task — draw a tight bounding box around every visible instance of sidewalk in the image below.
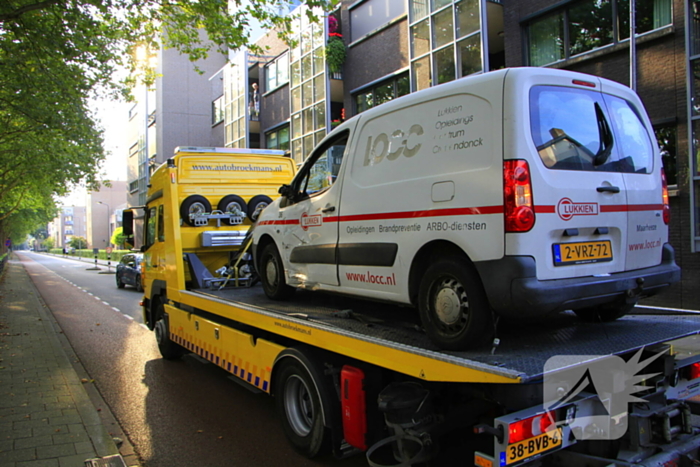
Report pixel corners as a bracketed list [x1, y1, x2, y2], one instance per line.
[0, 255, 132, 467]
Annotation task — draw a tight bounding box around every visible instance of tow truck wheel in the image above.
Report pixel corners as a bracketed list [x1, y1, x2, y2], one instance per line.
[574, 299, 636, 322]
[418, 258, 493, 350]
[180, 195, 211, 227]
[153, 300, 185, 360]
[275, 358, 330, 458]
[260, 243, 295, 300]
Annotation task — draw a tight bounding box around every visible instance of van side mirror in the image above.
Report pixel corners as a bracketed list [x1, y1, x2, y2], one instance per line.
[279, 184, 293, 199]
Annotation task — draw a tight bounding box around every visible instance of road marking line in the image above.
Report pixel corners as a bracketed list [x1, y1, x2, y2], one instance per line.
[123, 314, 134, 320]
[140, 324, 149, 331]
[102, 301, 110, 306]
[112, 307, 121, 312]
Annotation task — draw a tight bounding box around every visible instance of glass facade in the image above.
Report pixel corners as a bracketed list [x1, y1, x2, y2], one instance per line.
[408, 0, 483, 91]
[354, 72, 410, 114]
[224, 53, 248, 148]
[289, 6, 328, 163]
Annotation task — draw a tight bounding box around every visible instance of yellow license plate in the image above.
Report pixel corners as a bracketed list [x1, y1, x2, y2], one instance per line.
[503, 429, 562, 465]
[553, 240, 612, 266]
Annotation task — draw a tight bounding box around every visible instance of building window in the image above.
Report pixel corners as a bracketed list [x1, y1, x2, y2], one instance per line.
[266, 126, 290, 151]
[353, 72, 410, 114]
[224, 54, 248, 148]
[212, 95, 224, 125]
[129, 180, 139, 193]
[265, 52, 289, 92]
[408, 0, 485, 91]
[527, 0, 673, 66]
[654, 124, 677, 187]
[289, 5, 328, 163]
[350, 0, 406, 42]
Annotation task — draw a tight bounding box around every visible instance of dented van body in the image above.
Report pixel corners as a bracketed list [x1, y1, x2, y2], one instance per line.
[252, 67, 680, 350]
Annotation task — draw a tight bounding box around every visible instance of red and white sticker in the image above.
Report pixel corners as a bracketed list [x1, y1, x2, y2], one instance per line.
[557, 198, 599, 221]
[301, 212, 323, 231]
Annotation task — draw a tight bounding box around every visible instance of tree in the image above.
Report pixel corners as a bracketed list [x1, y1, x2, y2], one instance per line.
[43, 237, 55, 251]
[69, 236, 88, 250]
[0, 0, 337, 254]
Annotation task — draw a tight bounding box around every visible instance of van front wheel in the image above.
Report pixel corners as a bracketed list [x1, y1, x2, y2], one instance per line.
[418, 259, 493, 350]
[260, 243, 295, 300]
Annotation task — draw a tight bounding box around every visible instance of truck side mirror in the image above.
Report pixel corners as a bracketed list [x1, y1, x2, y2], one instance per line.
[123, 209, 135, 249]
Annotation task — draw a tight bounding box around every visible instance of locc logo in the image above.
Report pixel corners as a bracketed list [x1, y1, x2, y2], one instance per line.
[543, 348, 664, 440]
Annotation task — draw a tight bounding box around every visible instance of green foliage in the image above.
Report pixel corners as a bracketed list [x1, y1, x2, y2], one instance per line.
[43, 237, 55, 250]
[325, 36, 346, 73]
[111, 226, 127, 249]
[69, 236, 88, 249]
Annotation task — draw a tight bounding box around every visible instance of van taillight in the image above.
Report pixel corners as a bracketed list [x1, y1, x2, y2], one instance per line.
[504, 160, 535, 232]
[508, 411, 557, 444]
[661, 169, 670, 225]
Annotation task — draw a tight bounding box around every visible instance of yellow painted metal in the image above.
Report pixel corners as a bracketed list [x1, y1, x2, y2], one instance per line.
[179, 292, 521, 384]
[166, 304, 285, 393]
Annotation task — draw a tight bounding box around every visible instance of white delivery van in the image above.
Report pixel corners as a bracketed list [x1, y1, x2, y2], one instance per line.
[252, 67, 680, 350]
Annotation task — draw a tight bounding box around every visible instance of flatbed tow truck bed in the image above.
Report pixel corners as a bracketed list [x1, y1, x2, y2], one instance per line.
[190, 286, 700, 384]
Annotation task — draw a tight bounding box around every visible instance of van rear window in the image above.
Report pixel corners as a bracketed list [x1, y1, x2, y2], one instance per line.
[530, 86, 653, 174]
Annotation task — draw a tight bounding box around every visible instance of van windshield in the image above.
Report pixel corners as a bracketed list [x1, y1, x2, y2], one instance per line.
[530, 86, 653, 174]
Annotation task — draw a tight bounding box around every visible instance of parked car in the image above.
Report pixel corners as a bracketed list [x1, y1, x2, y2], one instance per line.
[116, 253, 143, 292]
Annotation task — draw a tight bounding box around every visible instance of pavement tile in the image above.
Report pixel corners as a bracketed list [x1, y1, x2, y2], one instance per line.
[47, 415, 81, 426]
[14, 435, 53, 450]
[52, 431, 88, 445]
[73, 441, 94, 455]
[59, 454, 92, 467]
[35, 443, 76, 460]
[32, 426, 67, 437]
[16, 459, 59, 467]
[0, 447, 37, 463]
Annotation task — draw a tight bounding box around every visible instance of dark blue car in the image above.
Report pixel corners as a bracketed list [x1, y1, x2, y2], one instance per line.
[116, 253, 143, 292]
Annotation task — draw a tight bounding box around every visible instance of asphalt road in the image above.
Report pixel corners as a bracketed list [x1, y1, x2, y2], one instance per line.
[18, 252, 369, 467]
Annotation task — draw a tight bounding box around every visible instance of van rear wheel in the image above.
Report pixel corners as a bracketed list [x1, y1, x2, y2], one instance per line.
[260, 243, 295, 300]
[418, 259, 493, 350]
[574, 299, 636, 322]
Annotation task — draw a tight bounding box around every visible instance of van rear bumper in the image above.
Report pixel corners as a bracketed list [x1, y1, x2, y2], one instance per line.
[476, 243, 681, 318]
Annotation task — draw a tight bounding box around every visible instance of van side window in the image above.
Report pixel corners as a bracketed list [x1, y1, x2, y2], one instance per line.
[144, 206, 157, 250]
[295, 131, 349, 198]
[157, 205, 165, 242]
[530, 86, 653, 173]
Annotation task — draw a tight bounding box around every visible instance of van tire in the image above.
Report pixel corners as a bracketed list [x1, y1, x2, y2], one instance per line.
[574, 300, 636, 322]
[274, 358, 331, 458]
[181, 195, 211, 226]
[418, 259, 493, 350]
[218, 194, 247, 215]
[247, 195, 273, 222]
[260, 243, 295, 300]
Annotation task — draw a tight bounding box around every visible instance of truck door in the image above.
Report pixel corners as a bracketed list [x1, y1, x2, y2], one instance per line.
[277, 131, 349, 287]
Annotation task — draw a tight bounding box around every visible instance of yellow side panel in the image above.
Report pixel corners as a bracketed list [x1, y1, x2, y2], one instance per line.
[165, 304, 285, 393]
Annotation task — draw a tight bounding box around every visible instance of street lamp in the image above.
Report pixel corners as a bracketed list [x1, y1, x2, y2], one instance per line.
[97, 201, 111, 247]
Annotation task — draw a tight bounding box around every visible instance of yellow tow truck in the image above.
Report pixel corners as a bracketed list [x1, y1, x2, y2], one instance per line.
[124, 146, 700, 467]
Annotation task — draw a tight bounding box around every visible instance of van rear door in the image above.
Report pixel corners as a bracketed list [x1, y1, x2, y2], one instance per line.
[506, 69, 629, 281]
[598, 82, 666, 271]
